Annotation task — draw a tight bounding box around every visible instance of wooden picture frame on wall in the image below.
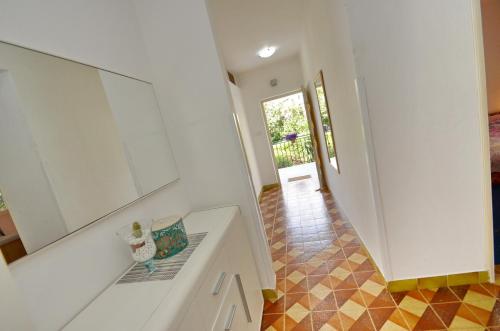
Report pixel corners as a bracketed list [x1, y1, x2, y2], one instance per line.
[314, 70, 340, 173]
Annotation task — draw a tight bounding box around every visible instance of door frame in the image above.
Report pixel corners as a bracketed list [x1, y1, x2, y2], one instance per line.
[472, 0, 495, 281]
[260, 89, 326, 188]
[302, 86, 329, 192]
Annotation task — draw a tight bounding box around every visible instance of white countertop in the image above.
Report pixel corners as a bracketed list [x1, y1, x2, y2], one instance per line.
[63, 206, 239, 331]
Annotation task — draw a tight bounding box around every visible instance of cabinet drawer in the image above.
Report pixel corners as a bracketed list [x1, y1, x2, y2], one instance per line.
[212, 276, 249, 331]
[227, 217, 263, 330]
[197, 244, 231, 325]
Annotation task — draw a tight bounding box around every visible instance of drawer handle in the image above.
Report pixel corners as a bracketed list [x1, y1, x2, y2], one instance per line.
[212, 272, 226, 295]
[235, 274, 252, 322]
[224, 304, 237, 331]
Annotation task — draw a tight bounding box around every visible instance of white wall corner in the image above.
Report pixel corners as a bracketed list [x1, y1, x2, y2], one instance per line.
[0, 256, 34, 330]
[470, 0, 495, 281]
[354, 76, 393, 280]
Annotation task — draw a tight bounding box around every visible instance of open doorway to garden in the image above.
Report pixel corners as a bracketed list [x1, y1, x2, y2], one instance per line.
[261, 91, 320, 187]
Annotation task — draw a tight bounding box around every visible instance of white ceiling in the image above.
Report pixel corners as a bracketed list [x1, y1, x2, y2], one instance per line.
[208, 0, 305, 74]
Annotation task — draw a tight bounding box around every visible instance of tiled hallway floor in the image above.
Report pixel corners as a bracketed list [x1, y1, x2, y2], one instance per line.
[259, 178, 500, 330]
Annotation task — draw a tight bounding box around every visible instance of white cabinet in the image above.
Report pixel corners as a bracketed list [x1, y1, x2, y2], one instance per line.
[212, 276, 249, 331]
[197, 243, 231, 325]
[63, 207, 263, 331]
[178, 301, 206, 331]
[178, 212, 263, 331]
[227, 216, 263, 330]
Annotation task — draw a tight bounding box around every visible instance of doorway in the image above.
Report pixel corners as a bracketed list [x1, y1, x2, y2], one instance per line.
[261, 90, 321, 189]
[480, 0, 500, 281]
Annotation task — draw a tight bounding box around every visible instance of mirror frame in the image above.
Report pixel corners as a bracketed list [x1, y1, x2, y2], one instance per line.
[314, 70, 340, 173]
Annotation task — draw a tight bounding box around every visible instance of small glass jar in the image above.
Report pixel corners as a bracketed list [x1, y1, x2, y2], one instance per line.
[117, 220, 157, 274]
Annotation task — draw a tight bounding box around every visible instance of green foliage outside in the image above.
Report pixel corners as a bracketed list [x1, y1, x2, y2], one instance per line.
[325, 131, 336, 158]
[263, 93, 320, 169]
[272, 135, 314, 169]
[275, 154, 293, 168]
[263, 93, 315, 169]
[316, 85, 331, 128]
[316, 85, 337, 159]
[263, 93, 309, 143]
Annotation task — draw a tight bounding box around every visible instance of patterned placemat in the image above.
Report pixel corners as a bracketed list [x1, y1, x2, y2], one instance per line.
[117, 232, 207, 284]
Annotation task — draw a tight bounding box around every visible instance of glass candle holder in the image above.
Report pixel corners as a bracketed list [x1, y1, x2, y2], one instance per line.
[117, 220, 157, 274]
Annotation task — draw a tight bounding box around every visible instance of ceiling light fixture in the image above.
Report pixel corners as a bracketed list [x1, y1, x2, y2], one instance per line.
[257, 46, 277, 58]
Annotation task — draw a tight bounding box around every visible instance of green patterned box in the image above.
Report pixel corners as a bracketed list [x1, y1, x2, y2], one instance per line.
[152, 216, 188, 259]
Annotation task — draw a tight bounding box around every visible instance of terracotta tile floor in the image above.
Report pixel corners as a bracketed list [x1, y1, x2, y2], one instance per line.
[259, 177, 500, 330]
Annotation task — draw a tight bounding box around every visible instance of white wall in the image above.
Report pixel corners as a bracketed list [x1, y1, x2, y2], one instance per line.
[237, 55, 304, 187]
[300, 0, 390, 276]
[133, 0, 274, 289]
[347, 0, 489, 280]
[0, 1, 192, 330]
[229, 82, 263, 196]
[0, 256, 33, 331]
[0, 0, 151, 81]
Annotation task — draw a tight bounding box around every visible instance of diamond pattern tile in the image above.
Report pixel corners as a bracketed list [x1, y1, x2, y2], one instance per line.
[369, 307, 408, 330]
[259, 176, 500, 330]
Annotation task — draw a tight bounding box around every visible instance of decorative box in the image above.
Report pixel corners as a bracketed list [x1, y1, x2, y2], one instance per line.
[152, 215, 188, 259]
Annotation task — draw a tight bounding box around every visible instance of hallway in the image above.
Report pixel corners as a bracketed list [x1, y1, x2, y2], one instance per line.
[259, 178, 500, 330]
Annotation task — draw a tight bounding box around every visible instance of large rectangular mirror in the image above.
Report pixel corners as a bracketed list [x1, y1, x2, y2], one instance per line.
[314, 70, 340, 172]
[0, 42, 179, 261]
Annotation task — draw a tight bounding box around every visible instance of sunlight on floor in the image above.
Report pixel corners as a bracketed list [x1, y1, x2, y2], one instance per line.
[278, 162, 319, 190]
